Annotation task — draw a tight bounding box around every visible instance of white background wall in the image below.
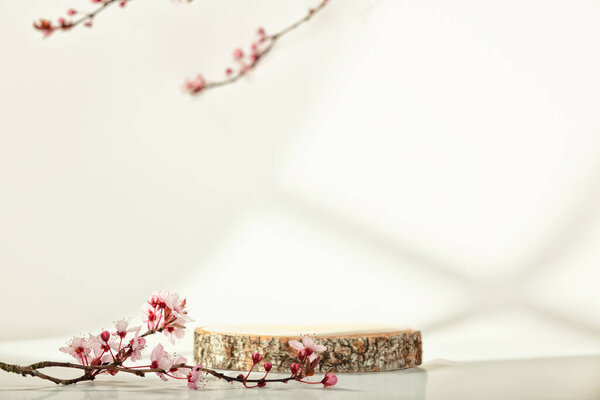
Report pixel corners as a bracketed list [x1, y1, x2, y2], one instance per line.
[0, 0, 599, 361]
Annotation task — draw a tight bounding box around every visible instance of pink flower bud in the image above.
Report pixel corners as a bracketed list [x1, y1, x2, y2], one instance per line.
[67, 9, 77, 16]
[322, 372, 338, 388]
[100, 331, 110, 343]
[233, 48, 244, 59]
[252, 351, 263, 364]
[290, 363, 300, 375]
[263, 362, 272, 372]
[297, 348, 307, 360]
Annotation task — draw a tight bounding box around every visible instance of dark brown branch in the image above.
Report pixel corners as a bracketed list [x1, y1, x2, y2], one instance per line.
[0, 361, 298, 386]
[0, 325, 168, 386]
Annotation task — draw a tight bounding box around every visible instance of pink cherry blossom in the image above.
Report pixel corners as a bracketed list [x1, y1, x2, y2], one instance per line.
[169, 355, 190, 378]
[128, 329, 147, 362]
[165, 292, 192, 322]
[89, 334, 118, 364]
[114, 319, 135, 338]
[150, 344, 173, 381]
[288, 336, 327, 362]
[187, 364, 204, 390]
[148, 290, 168, 309]
[165, 292, 183, 312]
[143, 303, 158, 329]
[163, 319, 186, 344]
[59, 337, 91, 364]
[144, 290, 193, 332]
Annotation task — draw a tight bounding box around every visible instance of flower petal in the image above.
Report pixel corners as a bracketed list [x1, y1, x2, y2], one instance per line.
[159, 358, 173, 372]
[288, 340, 304, 351]
[157, 372, 169, 382]
[301, 336, 314, 348]
[151, 343, 164, 361]
[313, 344, 327, 353]
[115, 320, 129, 332]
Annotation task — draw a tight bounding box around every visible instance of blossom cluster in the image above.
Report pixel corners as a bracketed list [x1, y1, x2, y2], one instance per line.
[143, 290, 192, 344]
[58, 290, 202, 388]
[33, 0, 132, 37]
[228, 335, 337, 388]
[183, 27, 271, 94]
[149, 343, 202, 388]
[183, 0, 330, 95]
[59, 319, 146, 367]
[285, 336, 338, 387]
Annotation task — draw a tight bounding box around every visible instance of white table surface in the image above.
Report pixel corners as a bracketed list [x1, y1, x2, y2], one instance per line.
[1, 355, 598, 400]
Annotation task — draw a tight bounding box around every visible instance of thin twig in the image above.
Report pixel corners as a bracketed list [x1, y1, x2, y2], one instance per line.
[33, 0, 120, 34]
[69, 0, 119, 29]
[202, 0, 330, 92]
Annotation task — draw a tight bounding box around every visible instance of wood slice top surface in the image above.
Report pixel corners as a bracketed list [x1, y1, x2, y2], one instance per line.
[199, 324, 411, 337]
[194, 324, 422, 373]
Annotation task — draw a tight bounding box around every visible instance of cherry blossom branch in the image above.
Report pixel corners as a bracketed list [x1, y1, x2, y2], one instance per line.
[0, 290, 338, 390]
[0, 361, 299, 385]
[0, 361, 143, 385]
[33, 0, 123, 35]
[185, 0, 331, 94]
[33, 1, 331, 95]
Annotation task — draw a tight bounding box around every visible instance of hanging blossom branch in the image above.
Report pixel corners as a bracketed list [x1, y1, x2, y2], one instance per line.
[0, 290, 338, 390]
[182, 0, 330, 94]
[33, 0, 127, 34]
[33, 0, 331, 95]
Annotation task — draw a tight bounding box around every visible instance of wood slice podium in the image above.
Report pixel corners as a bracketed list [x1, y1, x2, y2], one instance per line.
[194, 325, 422, 373]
